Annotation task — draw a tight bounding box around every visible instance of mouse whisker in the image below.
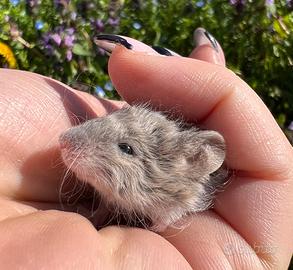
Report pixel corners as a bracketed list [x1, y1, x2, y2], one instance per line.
[58, 170, 73, 210]
[66, 176, 87, 206]
[69, 111, 87, 126]
[65, 175, 83, 205]
[89, 186, 98, 218]
[59, 149, 84, 208]
[51, 155, 66, 169]
[132, 208, 147, 230]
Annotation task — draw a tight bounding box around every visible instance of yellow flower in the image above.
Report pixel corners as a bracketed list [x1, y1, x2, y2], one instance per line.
[0, 42, 17, 68]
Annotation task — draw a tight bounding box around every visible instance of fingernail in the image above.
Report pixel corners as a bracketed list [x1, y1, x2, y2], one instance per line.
[94, 34, 133, 54]
[151, 46, 174, 56]
[193, 28, 219, 52]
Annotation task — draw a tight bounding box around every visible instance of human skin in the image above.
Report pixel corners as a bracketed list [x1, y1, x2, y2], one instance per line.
[0, 35, 292, 269]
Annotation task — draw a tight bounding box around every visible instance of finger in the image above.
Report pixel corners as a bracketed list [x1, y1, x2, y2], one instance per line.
[0, 69, 122, 202]
[163, 175, 293, 269]
[108, 46, 293, 268]
[99, 226, 192, 270]
[95, 34, 180, 56]
[214, 175, 293, 268]
[189, 27, 226, 66]
[0, 209, 192, 269]
[162, 211, 266, 270]
[108, 47, 293, 177]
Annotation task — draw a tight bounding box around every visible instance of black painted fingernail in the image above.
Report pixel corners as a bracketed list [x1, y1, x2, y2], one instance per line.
[94, 34, 133, 54]
[204, 31, 219, 52]
[151, 46, 174, 56]
[193, 28, 219, 52]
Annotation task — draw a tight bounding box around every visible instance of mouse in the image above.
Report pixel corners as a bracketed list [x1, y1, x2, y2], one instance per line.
[59, 105, 227, 232]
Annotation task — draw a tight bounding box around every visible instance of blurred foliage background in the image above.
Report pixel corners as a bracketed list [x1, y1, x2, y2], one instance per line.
[0, 1, 292, 267]
[0, 0, 292, 136]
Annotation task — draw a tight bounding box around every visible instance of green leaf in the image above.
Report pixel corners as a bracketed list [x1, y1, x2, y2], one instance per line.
[277, 113, 286, 127]
[72, 44, 91, 56]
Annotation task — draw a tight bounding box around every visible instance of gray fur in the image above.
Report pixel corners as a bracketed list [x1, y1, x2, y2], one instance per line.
[59, 105, 227, 231]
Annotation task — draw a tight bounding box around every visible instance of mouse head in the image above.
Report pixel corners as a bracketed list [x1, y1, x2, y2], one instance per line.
[59, 105, 226, 227]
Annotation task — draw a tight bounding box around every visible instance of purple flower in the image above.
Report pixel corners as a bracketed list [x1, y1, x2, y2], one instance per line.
[288, 121, 293, 131]
[230, 0, 246, 5]
[41, 26, 76, 61]
[266, 0, 274, 6]
[41, 33, 55, 55]
[42, 33, 50, 44]
[95, 19, 104, 31]
[44, 44, 54, 55]
[51, 33, 62, 46]
[107, 17, 120, 27]
[66, 50, 72, 61]
[229, 0, 246, 12]
[64, 35, 75, 47]
[66, 28, 75, 35]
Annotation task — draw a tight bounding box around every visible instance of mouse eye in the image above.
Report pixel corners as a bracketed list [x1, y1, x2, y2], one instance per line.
[118, 143, 134, 155]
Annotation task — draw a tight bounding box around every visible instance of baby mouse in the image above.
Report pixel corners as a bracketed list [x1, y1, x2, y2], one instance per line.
[59, 105, 227, 232]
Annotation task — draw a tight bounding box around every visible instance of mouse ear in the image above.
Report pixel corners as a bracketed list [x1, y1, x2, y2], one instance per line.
[180, 129, 226, 176]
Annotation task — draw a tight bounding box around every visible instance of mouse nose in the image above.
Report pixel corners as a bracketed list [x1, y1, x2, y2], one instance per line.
[59, 132, 74, 149]
[59, 129, 87, 150]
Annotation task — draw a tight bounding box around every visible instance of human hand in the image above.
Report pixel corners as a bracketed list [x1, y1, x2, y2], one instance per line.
[105, 29, 293, 269]
[0, 27, 292, 269]
[0, 65, 195, 269]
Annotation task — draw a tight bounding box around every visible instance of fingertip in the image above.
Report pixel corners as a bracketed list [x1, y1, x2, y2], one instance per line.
[108, 46, 136, 96]
[190, 28, 226, 66]
[99, 226, 193, 270]
[189, 45, 226, 66]
[95, 34, 161, 55]
[108, 45, 234, 122]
